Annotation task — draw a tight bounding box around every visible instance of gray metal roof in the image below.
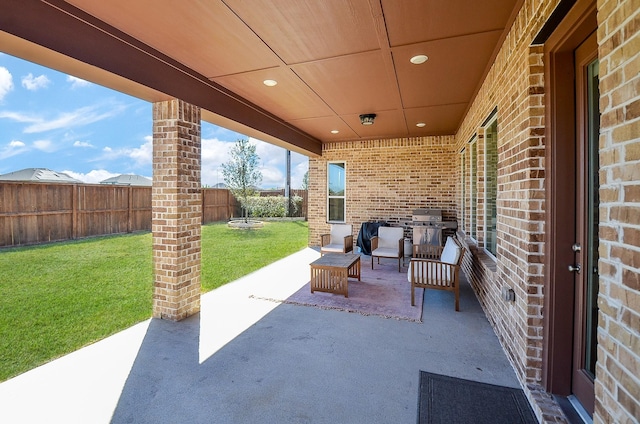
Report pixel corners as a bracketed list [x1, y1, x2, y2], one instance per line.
[0, 168, 83, 183]
[99, 174, 152, 186]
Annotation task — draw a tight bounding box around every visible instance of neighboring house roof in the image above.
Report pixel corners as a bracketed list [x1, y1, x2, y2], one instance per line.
[99, 174, 152, 186]
[0, 168, 83, 184]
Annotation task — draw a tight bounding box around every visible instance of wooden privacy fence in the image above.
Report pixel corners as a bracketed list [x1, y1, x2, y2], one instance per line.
[0, 183, 243, 248]
[0, 183, 308, 248]
[203, 189, 240, 223]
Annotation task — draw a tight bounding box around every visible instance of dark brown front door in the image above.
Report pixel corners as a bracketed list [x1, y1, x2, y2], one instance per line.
[570, 31, 599, 416]
[543, 0, 599, 417]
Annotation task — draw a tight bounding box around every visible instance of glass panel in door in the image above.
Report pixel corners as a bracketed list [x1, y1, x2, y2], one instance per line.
[571, 31, 599, 417]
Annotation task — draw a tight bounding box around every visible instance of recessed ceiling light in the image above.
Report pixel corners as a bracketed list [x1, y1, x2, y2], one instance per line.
[263, 79, 278, 87]
[331, 130, 339, 134]
[410, 55, 428, 65]
[416, 122, 426, 128]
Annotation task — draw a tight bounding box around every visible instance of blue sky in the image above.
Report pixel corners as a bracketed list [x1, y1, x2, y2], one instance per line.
[0, 53, 308, 188]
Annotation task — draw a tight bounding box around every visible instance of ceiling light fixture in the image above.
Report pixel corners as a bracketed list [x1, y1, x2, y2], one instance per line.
[410, 55, 428, 65]
[263, 79, 278, 87]
[359, 113, 376, 126]
[416, 122, 426, 128]
[331, 130, 339, 134]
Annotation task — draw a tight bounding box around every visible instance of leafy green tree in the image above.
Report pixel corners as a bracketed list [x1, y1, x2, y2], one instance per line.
[222, 139, 262, 221]
[301, 170, 309, 190]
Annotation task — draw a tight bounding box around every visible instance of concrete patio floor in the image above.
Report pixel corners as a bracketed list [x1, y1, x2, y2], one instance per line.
[0, 247, 522, 423]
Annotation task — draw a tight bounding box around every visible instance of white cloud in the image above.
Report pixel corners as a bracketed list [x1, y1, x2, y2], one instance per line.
[198, 135, 310, 189]
[66, 75, 91, 89]
[128, 136, 152, 165]
[99, 136, 152, 167]
[260, 166, 283, 188]
[73, 140, 95, 148]
[291, 155, 309, 189]
[253, 138, 285, 166]
[33, 139, 56, 152]
[258, 157, 309, 189]
[202, 137, 231, 164]
[62, 169, 119, 184]
[0, 140, 28, 160]
[85, 131, 309, 189]
[1, 103, 126, 133]
[252, 138, 309, 188]
[0, 110, 40, 123]
[23, 103, 126, 133]
[21, 73, 51, 91]
[251, 138, 286, 188]
[0, 67, 13, 101]
[201, 137, 232, 186]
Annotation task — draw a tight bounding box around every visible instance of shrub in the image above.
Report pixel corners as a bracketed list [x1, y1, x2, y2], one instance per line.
[242, 195, 303, 217]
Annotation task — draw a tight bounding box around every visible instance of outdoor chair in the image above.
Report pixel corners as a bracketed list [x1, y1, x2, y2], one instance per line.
[320, 224, 354, 255]
[408, 236, 464, 311]
[371, 226, 404, 272]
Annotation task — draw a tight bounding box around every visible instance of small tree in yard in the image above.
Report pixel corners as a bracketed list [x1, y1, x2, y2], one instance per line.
[222, 139, 262, 221]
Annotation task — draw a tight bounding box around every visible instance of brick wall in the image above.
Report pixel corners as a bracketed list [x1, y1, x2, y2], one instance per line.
[452, 0, 569, 419]
[307, 0, 639, 421]
[308, 137, 458, 249]
[456, 0, 640, 420]
[152, 99, 202, 321]
[595, 0, 640, 421]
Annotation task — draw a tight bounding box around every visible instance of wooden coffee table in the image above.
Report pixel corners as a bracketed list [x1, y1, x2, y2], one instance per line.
[310, 253, 361, 297]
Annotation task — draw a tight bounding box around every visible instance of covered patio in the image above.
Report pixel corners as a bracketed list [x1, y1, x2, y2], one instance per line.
[0, 248, 522, 423]
[1, 0, 639, 422]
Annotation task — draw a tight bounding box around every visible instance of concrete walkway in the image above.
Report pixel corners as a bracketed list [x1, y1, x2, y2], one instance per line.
[0, 248, 521, 423]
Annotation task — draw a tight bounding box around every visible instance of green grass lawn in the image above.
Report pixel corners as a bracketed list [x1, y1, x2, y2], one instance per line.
[0, 220, 308, 382]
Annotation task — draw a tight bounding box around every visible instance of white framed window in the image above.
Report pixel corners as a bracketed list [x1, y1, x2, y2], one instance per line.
[469, 137, 477, 241]
[327, 161, 346, 222]
[484, 114, 498, 257]
[460, 150, 466, 231]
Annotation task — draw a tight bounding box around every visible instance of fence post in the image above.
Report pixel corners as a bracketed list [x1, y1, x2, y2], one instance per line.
[72, 184, 78, 239]
[127, 186, 132, 233]
[201, 188, 206, 225]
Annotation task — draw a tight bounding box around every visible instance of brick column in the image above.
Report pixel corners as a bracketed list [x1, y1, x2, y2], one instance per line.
[152, 99, 201, 321]
[595, 0, 640, 421]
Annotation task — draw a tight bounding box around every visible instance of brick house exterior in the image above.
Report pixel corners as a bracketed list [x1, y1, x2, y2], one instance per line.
[2, 0, 635, 421]
[309, 0, 639, 421]
[596, 0, 640, 420]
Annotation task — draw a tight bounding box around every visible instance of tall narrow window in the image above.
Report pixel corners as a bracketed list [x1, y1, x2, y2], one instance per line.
[460, 150, 466, 231]
[327, 162, 346, 222]
[585, 58, 600, 376]
[485, 116, 498, 256]
[469, 138, 477, 240]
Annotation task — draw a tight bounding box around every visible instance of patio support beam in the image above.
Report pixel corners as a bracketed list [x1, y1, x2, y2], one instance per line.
[152, 99, 202, 321]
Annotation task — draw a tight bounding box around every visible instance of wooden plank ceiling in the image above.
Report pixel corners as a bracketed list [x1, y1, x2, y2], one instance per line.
[0, 0, 521, 155]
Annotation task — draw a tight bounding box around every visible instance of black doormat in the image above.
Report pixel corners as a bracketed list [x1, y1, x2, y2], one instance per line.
[418, 371, 538, 424]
